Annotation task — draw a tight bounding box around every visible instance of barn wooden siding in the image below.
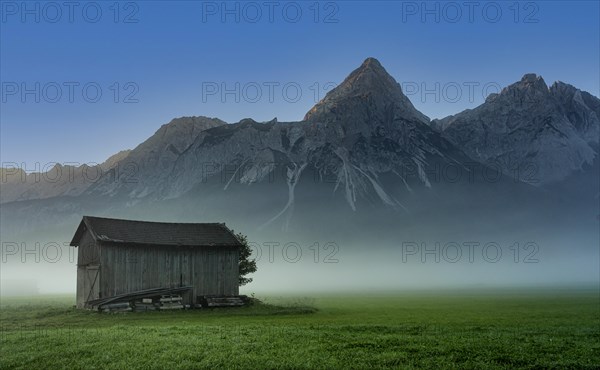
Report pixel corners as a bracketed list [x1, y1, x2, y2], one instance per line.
[75, 229, 239, 308]
[99, 241, 240, 305]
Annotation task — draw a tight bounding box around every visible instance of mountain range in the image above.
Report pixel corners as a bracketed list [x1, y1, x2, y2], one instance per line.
[430, 73, 599, 186]
[1, 58, 598, 241]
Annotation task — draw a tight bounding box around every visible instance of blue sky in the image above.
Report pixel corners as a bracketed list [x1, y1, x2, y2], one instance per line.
[1, 1, 599, 166]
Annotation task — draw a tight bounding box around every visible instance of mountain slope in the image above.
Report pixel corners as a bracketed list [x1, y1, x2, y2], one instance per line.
[431, 74, 599, 185]
[0, 117, 226, 204]
[0, 59, 588, 239]
[89, 116, 226, 198]
[82, 58, 503, 225]
[0, 150, 131, 203]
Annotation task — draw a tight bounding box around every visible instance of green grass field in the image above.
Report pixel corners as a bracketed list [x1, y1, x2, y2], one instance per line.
[1, 288, 598, 369]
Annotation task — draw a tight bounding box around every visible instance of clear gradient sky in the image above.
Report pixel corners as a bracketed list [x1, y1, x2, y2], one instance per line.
[1, 1, 598, 166]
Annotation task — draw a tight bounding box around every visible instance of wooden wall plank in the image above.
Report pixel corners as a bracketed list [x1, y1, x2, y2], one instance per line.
[87, 241, 240, 307]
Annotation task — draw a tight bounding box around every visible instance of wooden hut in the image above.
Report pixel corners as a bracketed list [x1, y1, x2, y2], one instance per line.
[70, 216, 242, 309]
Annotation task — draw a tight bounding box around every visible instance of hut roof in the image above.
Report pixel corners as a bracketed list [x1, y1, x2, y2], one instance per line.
[69, 216, 243, 248]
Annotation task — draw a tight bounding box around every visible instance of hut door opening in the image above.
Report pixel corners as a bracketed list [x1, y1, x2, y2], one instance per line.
[84, 265, 100, 303]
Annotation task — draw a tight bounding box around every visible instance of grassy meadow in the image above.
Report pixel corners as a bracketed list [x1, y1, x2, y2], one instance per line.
[0, 288, 598, 369]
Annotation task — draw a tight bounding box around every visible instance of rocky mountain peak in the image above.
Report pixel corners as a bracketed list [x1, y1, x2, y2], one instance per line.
[549, 81, 583, 102]
[500, 73, 549, 98]
[520, 73, 541, 83]
[361, 56, 384, 69]
[304, 58, 429, 124]
[521, 73, 547, 89]
[550, 80, 573, 92]
[344, 57, 395, 89]
[309, 57, 402, 104]
[432, 73, 598, 185]
[164, 116, 225, 130]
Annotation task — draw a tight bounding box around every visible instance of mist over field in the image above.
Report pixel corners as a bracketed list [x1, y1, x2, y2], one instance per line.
[2, 210, 598, 295]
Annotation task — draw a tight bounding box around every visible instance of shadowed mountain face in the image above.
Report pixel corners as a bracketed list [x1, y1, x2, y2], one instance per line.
[0, 59, 597, 241]
[431, 74, 600, 186]
[74, 58, 502, 229]
[0, 150, 131, 203]
[78, 58, 523, 231]
[0, 117, 226, 205]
